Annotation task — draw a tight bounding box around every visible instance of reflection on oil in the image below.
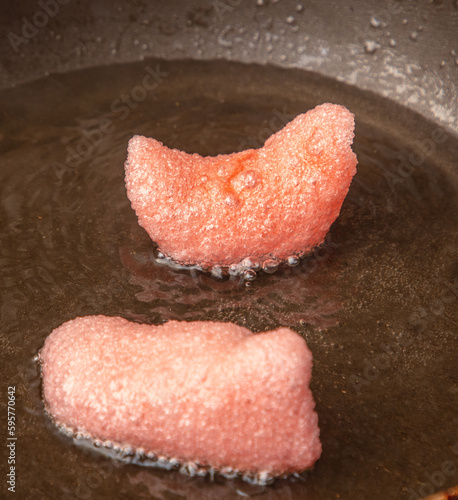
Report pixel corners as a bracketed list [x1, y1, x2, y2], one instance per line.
[119, 225, 341, 331]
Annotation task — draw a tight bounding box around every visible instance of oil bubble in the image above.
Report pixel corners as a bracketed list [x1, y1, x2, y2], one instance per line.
[55, 425, 291, 484]
[242, 257, 261, 270]
[243, 269, 257, 282]
[211, 266, 223, 278]
[286, 255, 300, 267]
[155, 249, 165, 260]
[262, 259, 279, 273]
[228, 263, 240, 275]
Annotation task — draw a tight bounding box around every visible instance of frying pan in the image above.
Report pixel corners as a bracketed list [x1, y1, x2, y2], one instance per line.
[0, 1, 457, 499]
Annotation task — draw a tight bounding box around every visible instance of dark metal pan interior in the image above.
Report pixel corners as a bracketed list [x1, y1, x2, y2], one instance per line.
[1, 58, 457, 500]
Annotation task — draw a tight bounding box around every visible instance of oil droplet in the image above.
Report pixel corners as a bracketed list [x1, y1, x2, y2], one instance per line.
[211, 266, 223, 278]
[155, 249, 165, 260]
[389, 39, 397, 47]
[243, 269, 257, 281]
[262, 259, 278, 273]
[370, 16, 381, 28]
[122, 445, 135, 456]
[286, 255, 300, 267]
[228, 263, 240, 275]
[286, 15, 295, 24]
[410, 31, 418, 42]
[181, 462, 198, 476]
[258, 471, 275, 485]
[197, 467, 207, 477]
[221, 466, 237, 478]
[242, 257, 261, 270]
[364, 40, 380, 54]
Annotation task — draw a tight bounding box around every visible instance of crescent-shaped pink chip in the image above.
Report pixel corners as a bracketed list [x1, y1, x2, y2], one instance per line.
[125, 103, 357, 271]
[39, 316, 322, 477]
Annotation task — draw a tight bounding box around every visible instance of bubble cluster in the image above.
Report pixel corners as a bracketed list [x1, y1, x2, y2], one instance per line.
[154, 243, 312, 282]
[65, 428, 278, 485]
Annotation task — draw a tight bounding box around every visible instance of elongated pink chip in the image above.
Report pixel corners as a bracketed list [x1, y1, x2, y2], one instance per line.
[40, 316, 321, 476]
[125, 103, 357, 270]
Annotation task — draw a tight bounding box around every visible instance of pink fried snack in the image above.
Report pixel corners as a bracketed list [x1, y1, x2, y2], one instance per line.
[40, 316, 322, 476]
[125, 103, 357, 270]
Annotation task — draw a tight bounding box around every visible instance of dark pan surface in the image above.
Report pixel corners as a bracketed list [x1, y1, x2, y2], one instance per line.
[1, 58, 457, 500]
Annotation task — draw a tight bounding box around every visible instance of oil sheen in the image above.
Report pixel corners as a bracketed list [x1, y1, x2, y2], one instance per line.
[1, 58, 457, 500]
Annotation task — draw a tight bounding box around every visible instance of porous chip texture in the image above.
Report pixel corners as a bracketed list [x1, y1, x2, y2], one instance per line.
[40, 316, 322, 475]
[125, 103, 357, 269]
